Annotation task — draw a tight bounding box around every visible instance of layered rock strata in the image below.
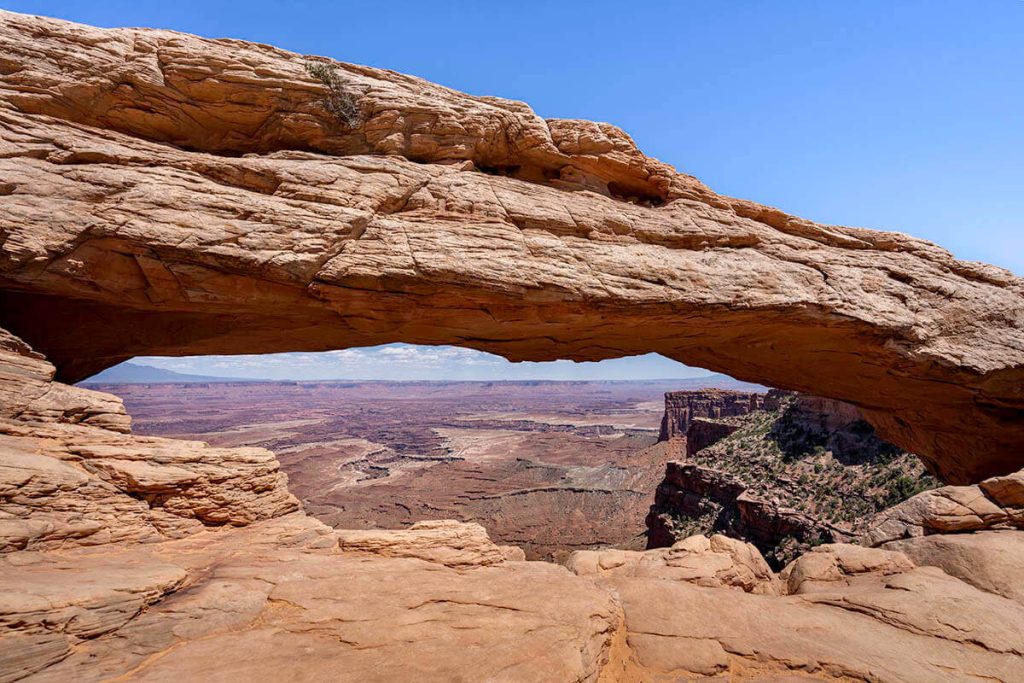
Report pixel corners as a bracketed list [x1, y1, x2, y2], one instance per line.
[0, 328, 299, 552]
[2, 325, 1024, 681]
[646, 392, 937, 564]
[0, 11, 1022, 482]
[1, 12, 1024, 682]
[860, 470, 1024, 545]
[658, 390, 769, 441]
[645, 461, 832, 563]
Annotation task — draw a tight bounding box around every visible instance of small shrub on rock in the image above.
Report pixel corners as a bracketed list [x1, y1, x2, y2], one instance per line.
[304, 60, 361, 127]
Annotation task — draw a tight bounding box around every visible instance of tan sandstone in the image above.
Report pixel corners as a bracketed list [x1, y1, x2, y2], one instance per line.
[336, 519, 525, 567]
[2, 11, 1024, 683]
[3, 325, 1024, 680]
[0, 12, 1021, 482]
[567, 533, 778, 594]
[860, 479, 1021, 546]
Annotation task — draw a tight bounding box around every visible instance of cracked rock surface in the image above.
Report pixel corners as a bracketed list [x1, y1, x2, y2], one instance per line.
[1, 326, 1024, 681]
[2, 11, 1024, 683]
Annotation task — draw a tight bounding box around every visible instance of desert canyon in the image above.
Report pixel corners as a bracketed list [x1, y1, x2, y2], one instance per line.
[1, 10, 1024, 682]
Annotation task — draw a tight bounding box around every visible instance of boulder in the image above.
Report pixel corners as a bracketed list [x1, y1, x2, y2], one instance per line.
[336, 520, 523, 568]
[884, 530, 1024, 604]
[567, 533, 778, 594]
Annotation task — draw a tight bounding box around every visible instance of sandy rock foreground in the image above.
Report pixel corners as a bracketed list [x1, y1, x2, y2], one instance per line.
[3, 513, 1024, 682]
[1, 324, 1023, 681]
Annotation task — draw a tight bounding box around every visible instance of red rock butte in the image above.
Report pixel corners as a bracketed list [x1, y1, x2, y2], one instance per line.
[0, 11, 1022, 483]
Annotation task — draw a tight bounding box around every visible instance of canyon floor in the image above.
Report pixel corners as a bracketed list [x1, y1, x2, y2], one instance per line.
[96, 377, 753, 561]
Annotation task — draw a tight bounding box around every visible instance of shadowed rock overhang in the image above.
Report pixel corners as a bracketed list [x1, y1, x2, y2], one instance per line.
[0, 11, 1021, 484]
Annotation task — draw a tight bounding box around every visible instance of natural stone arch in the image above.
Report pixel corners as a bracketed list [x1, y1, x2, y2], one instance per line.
[0, 11, 1022, 484]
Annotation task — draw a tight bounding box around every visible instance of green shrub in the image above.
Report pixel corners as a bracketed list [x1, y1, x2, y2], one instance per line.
[304, 61, 360, 127]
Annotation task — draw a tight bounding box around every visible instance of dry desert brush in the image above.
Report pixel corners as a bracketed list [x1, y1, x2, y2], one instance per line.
[304, 60, 361, 128]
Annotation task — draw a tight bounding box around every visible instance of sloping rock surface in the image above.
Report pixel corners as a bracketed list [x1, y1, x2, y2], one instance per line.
[2, 11, 1024, 683]
[567, 533, 779, 594]
[861, 478, 1023, 546]
[0, 12, 1021, 482]
[336, 519, 525, 566]
[884, 530, 1024, 604]
[2, 324, 1024, 681]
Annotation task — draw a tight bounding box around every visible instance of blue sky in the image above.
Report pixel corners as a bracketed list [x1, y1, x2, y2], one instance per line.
[136, 346, 712, 381]
[14, 1, 1020, 380]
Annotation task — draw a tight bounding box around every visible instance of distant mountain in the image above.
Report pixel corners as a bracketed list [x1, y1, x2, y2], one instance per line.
[659, 374, 767, 392]
[79, 362, 254, 384]
[80, 363, 765, 389]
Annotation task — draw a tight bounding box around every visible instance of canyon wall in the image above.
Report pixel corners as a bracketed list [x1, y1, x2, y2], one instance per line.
[0, 327, 300, 553]
[647, 390, 939, 564]
[657, 390, 768, 441]
[0, 11, 1022, 482]
[1, 14, 1024, 682]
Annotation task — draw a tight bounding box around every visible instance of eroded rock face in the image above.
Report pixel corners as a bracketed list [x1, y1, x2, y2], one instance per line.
[593, 541, 1024, 682]
[0, 12, 1021, 482]
[335, 520, 525, 567]
[658, 390, 766, 441]
[0, 327, 299, 552]
[4, 324, 1024, 681]
[567, 533, 779, 595]
[1, 514, 619, 683]
[645, 461, 834, 565]
[884, 530, 1024, 604]
[2, 12, 1024, 682]
[860, 477, 1023, 546]
[0, 329, 130, 434]
[646, 392, 939, 566]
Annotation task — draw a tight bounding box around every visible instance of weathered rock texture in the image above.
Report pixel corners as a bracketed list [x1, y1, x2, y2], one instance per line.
[4, 326, 1024, 680]
[646, 461, 831, 565]
[2, 12, 1024, 681]
[0, 12, 1021, 482]
[567, 533, 779, 595]
[883, 530, 1024, 604]
[596, 541, 1024, 682]
[335, 519, 526, 567]
[646, 393, 936, 565]
[0, 328, 300, 553]
[860, 472, 1024, 546]
[684, 417, 741, 456]
[658, 389, 768, 441]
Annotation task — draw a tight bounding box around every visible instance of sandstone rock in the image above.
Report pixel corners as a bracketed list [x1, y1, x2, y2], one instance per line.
[0, 420, 300, 552]
[4, 517, 619, 683]
[861, 481, 1013, 546]
[0, 633, 70, 683]
[645, 461, 830, 564]
[658, 390, 765, 441]
[567, 533, 778, 594]
[684, 417, 740, 456]
[609, 561, 1024, 681]
[0, 11, 1022, 482]
[335, 519, 520, 567]
[0, 554, 187, 639]
[0, 328, 129, 433]
[782, 543, 916, 595]
[980, 471, 1024, 525]
[0, 327, 299, 552]
[1, 11, 1024, 683]
[884, 530, 1024, 604]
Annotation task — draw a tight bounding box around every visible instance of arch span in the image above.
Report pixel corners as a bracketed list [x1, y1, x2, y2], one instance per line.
[0, 11, 1022, 483]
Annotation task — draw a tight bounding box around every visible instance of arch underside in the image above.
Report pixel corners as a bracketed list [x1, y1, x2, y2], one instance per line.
[0, 11, 1022, 484]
